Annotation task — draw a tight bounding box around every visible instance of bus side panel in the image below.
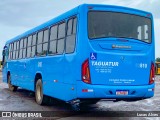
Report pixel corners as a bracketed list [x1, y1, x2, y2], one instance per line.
[40, 55, 64, 94]
[63, 14, 80, 85]
[34, 56, 76, 101]
[24, 59, 36, 91]
[11, 60, 19, 86]
[42, 14, 80, 101]
[16, 59, 27, 88]
[6, 60, 19, 86]
[45, 82, 77, 101]
[2, 66, 7, 83]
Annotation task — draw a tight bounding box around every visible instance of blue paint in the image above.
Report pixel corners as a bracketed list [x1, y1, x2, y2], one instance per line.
[90, 53, 97, 60]
[2, 4, 155, 103]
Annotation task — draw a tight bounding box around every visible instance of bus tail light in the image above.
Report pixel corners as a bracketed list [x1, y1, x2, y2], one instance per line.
[82, 59, 91, 84]
[149, 63, 155, 84]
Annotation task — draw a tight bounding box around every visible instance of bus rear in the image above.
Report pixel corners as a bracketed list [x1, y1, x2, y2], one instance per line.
[77, 4, 155, 101]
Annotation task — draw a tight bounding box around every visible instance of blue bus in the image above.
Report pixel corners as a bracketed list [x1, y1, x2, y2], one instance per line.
[2, 4, 155, 108]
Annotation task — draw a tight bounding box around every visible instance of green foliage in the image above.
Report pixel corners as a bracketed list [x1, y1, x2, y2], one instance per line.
[156, 57, 160, 62]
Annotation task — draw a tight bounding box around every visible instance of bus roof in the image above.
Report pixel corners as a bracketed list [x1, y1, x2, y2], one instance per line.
[5, 4, 152, 45]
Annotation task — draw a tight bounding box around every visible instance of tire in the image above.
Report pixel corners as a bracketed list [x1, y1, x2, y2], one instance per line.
[35, 79, 49, 105]
[8, 75, 18, 92]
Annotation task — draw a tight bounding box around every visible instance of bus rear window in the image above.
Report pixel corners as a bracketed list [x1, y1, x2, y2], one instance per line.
[88, 11, 152, 43]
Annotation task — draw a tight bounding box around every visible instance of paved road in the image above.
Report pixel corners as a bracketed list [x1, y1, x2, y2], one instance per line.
[0, 73, 160, 120]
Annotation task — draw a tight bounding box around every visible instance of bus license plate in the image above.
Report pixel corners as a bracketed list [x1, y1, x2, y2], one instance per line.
[116, 91, 128, 95]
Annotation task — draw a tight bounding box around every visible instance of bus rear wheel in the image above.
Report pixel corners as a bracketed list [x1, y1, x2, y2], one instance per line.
[35, 79, 49, 105]
[7, 75, 18, 91]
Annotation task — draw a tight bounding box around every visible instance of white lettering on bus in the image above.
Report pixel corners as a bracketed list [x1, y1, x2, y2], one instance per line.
[38, 62, 42, 68]
[91, 61, 119, 67]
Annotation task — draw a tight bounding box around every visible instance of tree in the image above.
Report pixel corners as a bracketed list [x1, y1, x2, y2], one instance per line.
[156, 57, 160, 62]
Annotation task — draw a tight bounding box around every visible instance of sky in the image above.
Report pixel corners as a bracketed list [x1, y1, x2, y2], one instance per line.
[0, 0, 159, 59]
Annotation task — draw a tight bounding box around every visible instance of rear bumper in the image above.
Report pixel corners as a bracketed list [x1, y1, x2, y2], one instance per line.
[76, 81, 155, 99]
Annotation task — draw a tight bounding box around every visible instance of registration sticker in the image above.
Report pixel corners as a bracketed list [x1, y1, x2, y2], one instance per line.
[116, 90, 128, 95]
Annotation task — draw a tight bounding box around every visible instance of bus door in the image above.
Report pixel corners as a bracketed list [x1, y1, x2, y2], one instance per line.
[1, 46, 8, 83]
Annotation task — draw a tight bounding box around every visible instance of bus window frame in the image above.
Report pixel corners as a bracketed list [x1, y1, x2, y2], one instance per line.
[65, 16, 77, 54]
[87, 10, 152, 44]
[26, 35, 33, 58]
[56, 21, 66, 55]
[48, 20, 66, 56]
[48, 24, 58, 56]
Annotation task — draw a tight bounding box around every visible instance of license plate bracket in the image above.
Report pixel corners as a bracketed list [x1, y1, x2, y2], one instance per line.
[116, 90, 128, 95]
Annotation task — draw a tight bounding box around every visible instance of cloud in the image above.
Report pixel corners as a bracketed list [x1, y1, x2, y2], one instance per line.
[102, 0, 160, 18]
[0, 0, 105, 28]
[0, 23, 29, 59]
[154, 19, 160, 58]
[0, 0, 106, 59]
[0, 0, 60, 27]
[0, 0, 159, 58]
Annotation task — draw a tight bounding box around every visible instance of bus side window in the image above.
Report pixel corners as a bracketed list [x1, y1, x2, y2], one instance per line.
[15, 41, 18, 59]
[37, 31, 43, 56]
[11, 43, 13, 59]
[66, 17, 77, 53]
[27, 35, 32, 58]
[32, 34, 36, 57]
[8, 44, 11, 60]
[42, 29, 49, 56]
[16, 41, 20, 59]
[57, 22, 65, 54]
[14, 41, 16, 59]
[49, 25, 58, 55]
[22, 37, 27, 58]
[19, 39, 24, 59]
[9, 43, 12, 60]
[13, 42, 16, 60]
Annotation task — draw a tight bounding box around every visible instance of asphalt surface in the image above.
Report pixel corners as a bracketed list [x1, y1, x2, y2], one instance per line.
[0, 73, 160, 120]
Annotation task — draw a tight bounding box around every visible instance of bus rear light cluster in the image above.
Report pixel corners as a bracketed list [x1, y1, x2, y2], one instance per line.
[149, 63, 155, 84]
[82, 59, 91, 84]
